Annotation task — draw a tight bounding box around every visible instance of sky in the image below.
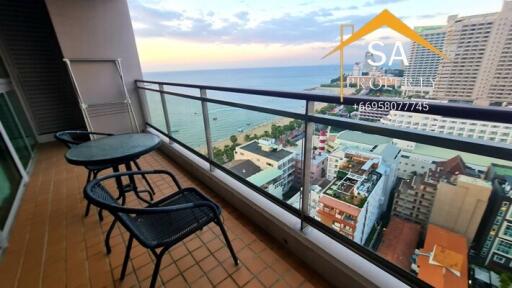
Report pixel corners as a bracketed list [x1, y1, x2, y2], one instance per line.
[127, 0, 504, 72]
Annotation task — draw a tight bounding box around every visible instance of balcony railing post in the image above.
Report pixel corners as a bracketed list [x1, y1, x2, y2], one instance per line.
[159, 84, 173, 137]
[200, 88, 214, 171]
[301, 100, 315, 230]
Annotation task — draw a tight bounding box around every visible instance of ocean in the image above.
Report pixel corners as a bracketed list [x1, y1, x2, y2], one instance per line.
[143, 64, 345, 149]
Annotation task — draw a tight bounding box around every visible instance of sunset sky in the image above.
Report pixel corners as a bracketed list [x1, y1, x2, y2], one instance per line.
[128, 0, 504, 72]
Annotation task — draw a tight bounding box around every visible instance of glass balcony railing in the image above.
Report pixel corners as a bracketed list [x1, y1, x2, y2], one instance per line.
[136, 79, 512, 288]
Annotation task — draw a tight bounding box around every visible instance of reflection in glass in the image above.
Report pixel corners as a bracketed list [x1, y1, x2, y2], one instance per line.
[0, 135, 22, 229]
[0, 92, 31, 167]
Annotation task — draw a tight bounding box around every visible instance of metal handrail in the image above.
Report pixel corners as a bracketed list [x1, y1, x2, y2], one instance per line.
[135, 79, 512, 124]
[136, 78, 511, 288]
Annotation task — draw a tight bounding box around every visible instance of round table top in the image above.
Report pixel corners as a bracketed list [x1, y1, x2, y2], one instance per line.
[65, 133, 162, 166]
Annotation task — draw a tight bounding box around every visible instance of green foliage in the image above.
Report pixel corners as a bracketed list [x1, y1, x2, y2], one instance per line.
[230, 135, 238, 144]
[316, 104, 337, 115]
[500, 272, 512, 288]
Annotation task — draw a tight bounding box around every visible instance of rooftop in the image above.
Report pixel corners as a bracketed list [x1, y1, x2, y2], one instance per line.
[237, 140, 294, 162]
[246, 168, 283, 187]
[224, 159, 261, 179]
[417, 224, 468, 288]
[377, 217, 421, 270]
[337, 130, 391, 148]
[0, 143, 329, 288]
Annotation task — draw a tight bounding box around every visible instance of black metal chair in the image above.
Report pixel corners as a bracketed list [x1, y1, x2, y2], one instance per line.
[85, 170, 239, 288]
[55, 130, 155, 219]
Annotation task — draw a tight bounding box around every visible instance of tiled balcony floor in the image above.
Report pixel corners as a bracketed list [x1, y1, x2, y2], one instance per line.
[0, 143, 331, 288]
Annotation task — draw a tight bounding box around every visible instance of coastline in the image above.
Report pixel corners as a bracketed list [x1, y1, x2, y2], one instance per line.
[197, 102, 328, 155]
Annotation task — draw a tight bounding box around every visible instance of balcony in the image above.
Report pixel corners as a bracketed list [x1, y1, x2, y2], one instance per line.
[0, 143, 330, 288]
[1, 1, 512, 288]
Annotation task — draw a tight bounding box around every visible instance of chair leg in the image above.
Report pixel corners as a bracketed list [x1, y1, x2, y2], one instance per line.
[216, 219, 239, 265]
[120, 235, 133, 280]
[104, 219, 118, 254]
[84, 170, 92, 217]
[133, 160, 156, 196]
[90, 170, 105, 222]
[149, 248, 168, 288]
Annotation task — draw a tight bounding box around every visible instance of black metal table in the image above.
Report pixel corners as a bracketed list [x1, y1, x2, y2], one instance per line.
[66, 133, 162, 254]
[66, 133, 162, 204]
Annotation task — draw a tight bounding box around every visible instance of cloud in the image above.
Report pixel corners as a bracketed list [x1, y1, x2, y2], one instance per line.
[416, 13, 447, 19]
[363, 0, 407, 7]
[128, 1, 375, 45]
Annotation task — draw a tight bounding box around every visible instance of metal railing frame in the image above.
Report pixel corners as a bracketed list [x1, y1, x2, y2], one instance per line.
[136, 79, 512, 288]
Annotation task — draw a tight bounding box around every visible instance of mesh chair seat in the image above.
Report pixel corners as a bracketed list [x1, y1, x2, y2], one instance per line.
[129, 188, 219, 248]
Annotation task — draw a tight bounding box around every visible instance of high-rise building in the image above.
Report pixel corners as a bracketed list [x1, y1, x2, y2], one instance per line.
[432, 1, 512, 105]
[319, 137, 400, 244]
[392, 156, 479, 227]
[402, 26, 446, 97]
[473, 164, 512, 272]
[429, 174, 492, 243]
[381, 111, 512, 145]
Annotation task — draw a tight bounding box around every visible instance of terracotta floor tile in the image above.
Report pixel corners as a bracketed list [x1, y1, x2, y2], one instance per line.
[244, 278, 265, 288]
[206, 265, 229, 285]
[231, 266, 254, 287]
[0, 144, 330, 288]
[257, 267, 280, 287]
[182, 265, 204, 283]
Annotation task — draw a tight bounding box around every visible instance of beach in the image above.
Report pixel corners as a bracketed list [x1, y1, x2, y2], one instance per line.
[197, 102, 329, 154]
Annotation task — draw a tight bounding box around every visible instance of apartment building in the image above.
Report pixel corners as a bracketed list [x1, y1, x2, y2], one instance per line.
[473, 164, 512, 272]
[234, 138, 296, 196]
[381, 111, 512, 144]
[402, 25, 446, 97]
[392, 156, 478, 227]
[321, 141, 400, 244]
[430, 174, 492, 243]
[432, 1, 512, 104]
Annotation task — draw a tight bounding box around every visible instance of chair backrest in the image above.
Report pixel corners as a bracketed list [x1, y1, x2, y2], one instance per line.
[84, 176, 137, 226]
[55, 131, 94, 148]
[55, 130, 113, 148]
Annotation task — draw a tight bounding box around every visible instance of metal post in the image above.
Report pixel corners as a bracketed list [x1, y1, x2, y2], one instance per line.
[63, 59, 95, 134]
[159, 84, 172, 137]
[115, 59, 140, 132]
[200, 89, 214, 171]
[301, 100, 315, 230]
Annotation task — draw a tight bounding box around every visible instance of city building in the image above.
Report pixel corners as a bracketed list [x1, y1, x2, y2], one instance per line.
[234, 138, 296, 196]
[325, 130, 391, 153]
[430, 174, 492, 243]
[352, 62, 362, 76]
[294, 151, 328, 187]
[381, 111, 512, 145]
[377, 216, 421, 270]
[224, 159, 261, 178]
[413, 224, 468, 288]
[402, 25, 446, 97]
[392, 156, 479, 227]
[473, 164, 512, 272]
[320, 139, 400, 244]
[432, 1, 512, 105]
[351, 107, 390, 122]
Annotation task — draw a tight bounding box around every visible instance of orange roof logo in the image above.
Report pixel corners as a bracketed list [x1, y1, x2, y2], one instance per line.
[323, 9, 449, 102]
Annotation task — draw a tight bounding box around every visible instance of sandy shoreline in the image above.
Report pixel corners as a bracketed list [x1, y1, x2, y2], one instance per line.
[197, 102, 328, 155]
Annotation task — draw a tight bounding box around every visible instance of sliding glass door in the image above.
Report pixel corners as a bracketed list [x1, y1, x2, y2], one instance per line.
[0, 55, 33, 247]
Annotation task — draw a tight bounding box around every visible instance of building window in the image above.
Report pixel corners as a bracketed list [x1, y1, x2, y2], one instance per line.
[496, 239, 512, 256]
[494, 255, 506, 264]
[504, 223, 512, 238]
